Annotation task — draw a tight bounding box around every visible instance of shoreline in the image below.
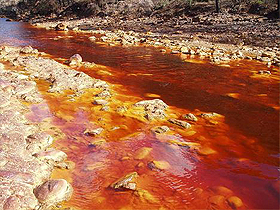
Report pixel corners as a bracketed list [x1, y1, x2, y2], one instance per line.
[31, 15, 280, 69]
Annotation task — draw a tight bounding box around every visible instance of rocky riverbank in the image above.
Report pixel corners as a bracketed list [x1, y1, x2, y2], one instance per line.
[32, 13, 280, 68]
[0, 46, 97, 209]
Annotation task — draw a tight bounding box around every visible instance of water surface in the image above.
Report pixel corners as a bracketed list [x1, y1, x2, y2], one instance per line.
[1, 18, 279, 209]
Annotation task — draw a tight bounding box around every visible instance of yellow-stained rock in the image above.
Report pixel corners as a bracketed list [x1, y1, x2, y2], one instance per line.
[185, 130, 197, 136]
[149, 160, 170, 170]
[110, 172, 138, 190]
[168, 139, 200, 149]
[211, 186, 233, 196]
[209, 195, 225, 205]
[135, 147, 152, 160]
[227, 196, 243, 209]
[134, 189, 159, 204]
[198, 146, 217, 155]
[90, 139, 106, 146]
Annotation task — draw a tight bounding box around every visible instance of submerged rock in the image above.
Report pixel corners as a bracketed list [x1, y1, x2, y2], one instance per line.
[134, 189, 159, 204]
[197, 146, 217, 156]
[148, 160, 170, 170]
[227, 196, 243, 209]
[110, 172, 138, 191]
[34, 179, 73, 207]
[135, 147, 152, 160]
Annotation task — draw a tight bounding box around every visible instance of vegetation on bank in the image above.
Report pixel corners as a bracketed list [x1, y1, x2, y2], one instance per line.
[0, 0, 279, 20]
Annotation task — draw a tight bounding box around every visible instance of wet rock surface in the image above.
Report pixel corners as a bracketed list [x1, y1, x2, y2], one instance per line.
[0, 46, 77, 209]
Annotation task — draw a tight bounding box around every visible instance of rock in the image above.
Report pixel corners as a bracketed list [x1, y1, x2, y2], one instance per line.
[95, 90, 111, 98]
[100, 106, 109, 111]
[211, 186, 233, 196]
[89, 36, 96, 41]
[171, 50, 180, 54]
[55, 23, 68, 31]
[227, 196, 243, 209]
[209, 195, 225, 205]
[135, 147, 152, 160]
[84, 128, 104, 136]
[134, 189, 159, 204]
[20, 46, 38, 54]
[258, 70, 271, 75]
[33, 148, 67, 164]
[116, 106, 128, 113]
[181, 47, 189, 54]
[200, 112, 219, 119]
[93, 99, 108, 105]
[182, 113, 198, 122]
[34, 179, 72, 206]
[110, 172, 138, 191]
[26, 133, 53, 154]
[151, 126, 170, 134]
[3, 196, 20, 210]
[148, 160, 170, 170]
[167, 139, 199, 149]
[69, 54, 82, 66]
[134, 99, 168, 120]
[198, 146, 217, 155]
[168, 118, 191, 129]
[89, 138, 106, 147]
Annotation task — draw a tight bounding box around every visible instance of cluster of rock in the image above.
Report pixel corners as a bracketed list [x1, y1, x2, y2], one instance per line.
[0, 59, 72, 209]
[0, 46, 108, 94]
[36, 17, 280, 68]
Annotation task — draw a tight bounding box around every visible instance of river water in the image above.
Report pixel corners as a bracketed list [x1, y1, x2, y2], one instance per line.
[0, 18, 279, 209]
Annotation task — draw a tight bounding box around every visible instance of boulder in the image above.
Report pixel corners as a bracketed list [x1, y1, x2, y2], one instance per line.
[34, 179, 72, 206]
[69, 54, 83, 66]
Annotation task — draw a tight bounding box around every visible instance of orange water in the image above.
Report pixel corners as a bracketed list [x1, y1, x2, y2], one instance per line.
[1, 18, 279, 209]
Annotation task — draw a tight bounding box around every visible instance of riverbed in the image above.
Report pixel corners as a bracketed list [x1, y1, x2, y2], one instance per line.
[0, 18, 279, 209]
